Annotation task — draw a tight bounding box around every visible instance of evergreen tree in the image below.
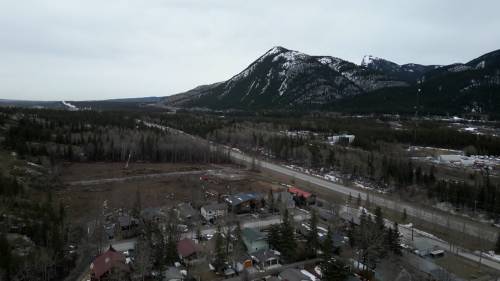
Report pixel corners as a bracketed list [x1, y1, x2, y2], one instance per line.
[320, 227, 349, 281]
[495, 232, 500, 255]
[391, 222, 402, 255]
[353, 210, 387, 269]
[268, 189, 275, 213]
[307, 209, 320, 256]
[320, 258, 349, 281]
[233, 221, 245, 258]
[279, 209, 297, 262]
[213, 225, 226, 272]
[374, 207, 385, 231]
[165, 209, 179, 265]
[0, 233, 13, 281]
[267, 224, 281, 250]
[132, 187, 142, 219]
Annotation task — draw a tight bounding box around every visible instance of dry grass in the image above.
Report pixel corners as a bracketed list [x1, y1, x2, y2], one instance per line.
[56, 163, 273, 224]
[435, 253, 500, 280]
[59, 161, 208, 182]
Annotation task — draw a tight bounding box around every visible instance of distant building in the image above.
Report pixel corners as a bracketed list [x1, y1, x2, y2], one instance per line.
[327, 134, 355, 145]
[200, 202, 227, 223]
[225, 192, 264, 213]
[90, 246, 130, 281]
[437, 154, 475, 167]
[241, 228, 268, 254]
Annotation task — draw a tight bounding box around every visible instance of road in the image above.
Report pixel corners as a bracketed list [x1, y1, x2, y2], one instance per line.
[147, 119, 497, 242]
[398, 224, 500, 271]
[228, 150, 498, 243]
[145, 120, 500, 271]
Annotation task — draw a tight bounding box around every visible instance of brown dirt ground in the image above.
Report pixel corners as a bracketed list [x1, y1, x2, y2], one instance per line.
[59, 162, 210, 182]
[56, 163, 273, 224]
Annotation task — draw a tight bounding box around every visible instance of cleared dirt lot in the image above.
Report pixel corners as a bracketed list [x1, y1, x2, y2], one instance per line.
[59, 162, 208, 182]
[56, 162, 274, 223]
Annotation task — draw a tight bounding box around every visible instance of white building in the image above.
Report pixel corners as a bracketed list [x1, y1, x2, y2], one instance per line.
[327, 134, 355, 145]
[200, 203, 227, 222]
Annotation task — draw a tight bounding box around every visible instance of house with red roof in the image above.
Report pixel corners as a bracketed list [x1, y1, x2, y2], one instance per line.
[177, 238, 200, 264]
[288, 187, 316, 205]
[90, 246, 130, 281]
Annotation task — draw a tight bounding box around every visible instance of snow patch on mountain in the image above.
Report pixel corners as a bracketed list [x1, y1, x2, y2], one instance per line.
[316, 56, 345, 72]
[447, 64, 472, 73]
[475, 60, 486, 69]
[361, 55, 381, 67]
[61, 101, 78, 111]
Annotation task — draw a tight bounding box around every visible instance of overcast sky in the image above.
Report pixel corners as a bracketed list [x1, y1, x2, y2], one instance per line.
[1, 0, 499, 101]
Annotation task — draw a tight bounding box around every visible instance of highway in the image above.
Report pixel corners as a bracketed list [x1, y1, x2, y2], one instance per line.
[146, 120, 500, 271]
[228, 150, 499, 243]
[150, 119, 498, 242]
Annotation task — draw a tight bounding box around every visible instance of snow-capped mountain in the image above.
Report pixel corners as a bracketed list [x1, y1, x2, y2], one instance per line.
[360, 55, 439, 83]
[164, 46, 410, 109]
[163, 46, 500, 114]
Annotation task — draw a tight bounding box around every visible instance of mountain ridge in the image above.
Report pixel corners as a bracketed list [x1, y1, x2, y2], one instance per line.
[162, 46, 500, 115]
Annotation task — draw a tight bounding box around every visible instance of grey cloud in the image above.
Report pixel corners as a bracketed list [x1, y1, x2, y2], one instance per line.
[0, 0, 499, 100]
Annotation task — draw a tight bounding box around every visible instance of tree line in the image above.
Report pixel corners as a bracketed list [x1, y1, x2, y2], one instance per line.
[1, 109, 230, 165]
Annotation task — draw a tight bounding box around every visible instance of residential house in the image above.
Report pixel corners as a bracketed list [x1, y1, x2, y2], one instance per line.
[231, 253, 253, 273]
[200, 202, 227, 223]
[90, 246, 130, 281]
[175, 203, 199, 225]
[141, 207, 165, 224]
[288, 187, 316, 205]
[251, 249, 281, 271]
[117, 215, 139, 238]
[241, 228, 268, 254]
[177, 238, 200, 263]
[225, 192, 264, 214]
[117, 215, 139, 231]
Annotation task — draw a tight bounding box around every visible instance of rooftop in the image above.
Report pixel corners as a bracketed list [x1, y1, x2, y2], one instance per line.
[201, 202, 227, 211]
[90, 246, 129, 279]
[177, 238, 198, 258]
[288, 187, 312, 199]
[225, 192, 263, 206]
[242, 228, 266, 242]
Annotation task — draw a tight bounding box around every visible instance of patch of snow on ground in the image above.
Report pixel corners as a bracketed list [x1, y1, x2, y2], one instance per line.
[484, 251, 500, 262]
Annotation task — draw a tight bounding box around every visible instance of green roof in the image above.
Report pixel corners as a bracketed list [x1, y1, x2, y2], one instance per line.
[242, 228, 265, 242]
